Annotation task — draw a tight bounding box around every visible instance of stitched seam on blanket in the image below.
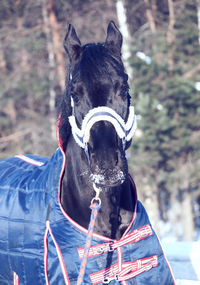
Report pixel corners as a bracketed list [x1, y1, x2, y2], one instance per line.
[0, 185, 54, 195]
[0, 217, 45, 225]
[0, 248, 44, 258]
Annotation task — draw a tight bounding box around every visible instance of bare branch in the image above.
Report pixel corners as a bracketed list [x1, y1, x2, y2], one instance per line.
[0, 129, 31, 144]
[144, 0, 156, 33]
[167, 0, 176, 76]
[183, 62, 200, 79]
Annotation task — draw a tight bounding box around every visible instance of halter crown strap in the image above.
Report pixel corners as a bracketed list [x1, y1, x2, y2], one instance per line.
[68, 105, 137, 149]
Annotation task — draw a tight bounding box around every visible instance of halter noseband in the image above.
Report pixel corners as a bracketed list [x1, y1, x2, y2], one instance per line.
[68, 100, 137, 153]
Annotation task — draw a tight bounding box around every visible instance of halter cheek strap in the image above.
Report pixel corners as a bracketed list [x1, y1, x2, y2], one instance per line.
[68, 104, 137, 150]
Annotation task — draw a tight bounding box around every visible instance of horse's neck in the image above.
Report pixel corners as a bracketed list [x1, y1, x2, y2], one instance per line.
[61, 137, 135, 240]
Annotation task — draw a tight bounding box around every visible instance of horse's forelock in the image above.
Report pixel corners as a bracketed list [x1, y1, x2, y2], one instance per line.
[80, 43, 125, 79]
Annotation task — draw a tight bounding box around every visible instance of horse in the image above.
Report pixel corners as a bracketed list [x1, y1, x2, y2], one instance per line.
[0, 21, 175, 284]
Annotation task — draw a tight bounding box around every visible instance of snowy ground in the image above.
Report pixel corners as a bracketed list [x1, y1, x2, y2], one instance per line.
[162, 242, 200, 284]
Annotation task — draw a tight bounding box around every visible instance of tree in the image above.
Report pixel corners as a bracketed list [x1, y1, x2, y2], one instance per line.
[0, 0, 119, 158]
[128, 0, 200, 240]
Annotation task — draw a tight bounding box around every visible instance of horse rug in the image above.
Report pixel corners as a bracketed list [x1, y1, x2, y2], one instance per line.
[0, 148, 176, 284]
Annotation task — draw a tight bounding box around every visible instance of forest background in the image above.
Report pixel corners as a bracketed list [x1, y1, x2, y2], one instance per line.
[0, 0, 199, 242]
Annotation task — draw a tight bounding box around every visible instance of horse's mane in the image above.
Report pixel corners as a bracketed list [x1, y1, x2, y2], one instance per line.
[57, 42, 129, 150]
[57, 88, 72, 150]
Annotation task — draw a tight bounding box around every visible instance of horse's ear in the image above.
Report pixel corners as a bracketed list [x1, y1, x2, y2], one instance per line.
[105, 21, 122, 57]
[63, 24, 82, 62]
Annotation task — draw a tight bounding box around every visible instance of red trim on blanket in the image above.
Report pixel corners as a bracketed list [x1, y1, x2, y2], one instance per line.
[15, 155, 44, 166]
[44, 221, 70, 285]
[13, 271, 19, 285]
[44, 222, 50, 285]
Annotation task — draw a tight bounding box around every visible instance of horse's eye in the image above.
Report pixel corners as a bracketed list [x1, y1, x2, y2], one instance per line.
[72, 93, 80, 104]
[120, 89, 129, 99]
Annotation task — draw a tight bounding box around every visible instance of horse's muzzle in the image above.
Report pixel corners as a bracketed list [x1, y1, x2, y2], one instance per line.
[86, 122, 128, 187]
[89, 162, 126, 187]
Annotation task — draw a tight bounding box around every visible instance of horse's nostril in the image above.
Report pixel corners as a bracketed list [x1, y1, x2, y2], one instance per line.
[115, 152, 119, 165]
[90, 153, 95, 161]
[115, 150, 121, 165]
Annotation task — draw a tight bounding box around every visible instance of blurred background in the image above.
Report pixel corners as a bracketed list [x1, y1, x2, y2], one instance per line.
[0, 0, 200, 245]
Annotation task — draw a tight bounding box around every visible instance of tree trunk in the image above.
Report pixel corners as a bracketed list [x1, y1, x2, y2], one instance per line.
[21, 48, 28, 72]
[42, 0, 56, 140]
[167, 0, 176, 76]
[178, 156, 195, 241]
[152, 0, 157, 13]
[150, 188, 160, 235]
[143, 0, 163, 64]
[48, 0, 65, 91]
[144, 0, 156, 33]
[181, 190, 194, 241]
[196, 0, 200, 45]
[4, 101, 17, 124]
[142, 183, 160, 235]
[0, 41, 7, 72]
[116, 0, 132, 80]
[170, 190, 180, 240]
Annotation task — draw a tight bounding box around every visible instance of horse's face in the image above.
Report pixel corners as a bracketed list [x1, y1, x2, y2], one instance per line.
[64, 22, 133, 187]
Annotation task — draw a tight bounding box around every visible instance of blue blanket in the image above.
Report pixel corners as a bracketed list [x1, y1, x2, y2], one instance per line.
[0, 148, 175, 284]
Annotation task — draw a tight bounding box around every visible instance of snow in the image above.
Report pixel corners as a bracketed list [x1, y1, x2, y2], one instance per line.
[162, 242, 200, 284]
[176, 280, 200, 285]
[195, 82, 200, 91]
[136, 51, 152, 64]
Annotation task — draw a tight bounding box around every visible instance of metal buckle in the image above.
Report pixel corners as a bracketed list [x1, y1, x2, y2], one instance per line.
[115, 274, 119, 281]
[96, 243, 114, 254]
[103, 275, 119, 284]
[90, 183, 102, 207]
[96, 246, 105, 254]
[108, 243, 114, 252]
[103, 276, 114, 284]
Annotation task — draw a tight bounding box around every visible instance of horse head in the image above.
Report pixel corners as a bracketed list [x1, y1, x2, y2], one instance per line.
[61, 21, 136, 188]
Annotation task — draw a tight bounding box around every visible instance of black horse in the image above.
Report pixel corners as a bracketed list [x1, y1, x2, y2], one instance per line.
[59, 21, 136, 240]
[0, 21, 175, 284]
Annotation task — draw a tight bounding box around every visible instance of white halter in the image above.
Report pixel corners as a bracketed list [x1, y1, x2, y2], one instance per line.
[68, 99, 137, 150]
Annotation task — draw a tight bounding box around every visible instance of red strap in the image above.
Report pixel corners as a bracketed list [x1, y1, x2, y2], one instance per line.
[90, 255, 158, 284]
[78, 224, 153, 259]
[112, 224, 153, 249]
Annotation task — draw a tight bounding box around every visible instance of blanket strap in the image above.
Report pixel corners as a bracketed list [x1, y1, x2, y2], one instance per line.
[77, 184, 102, 285]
